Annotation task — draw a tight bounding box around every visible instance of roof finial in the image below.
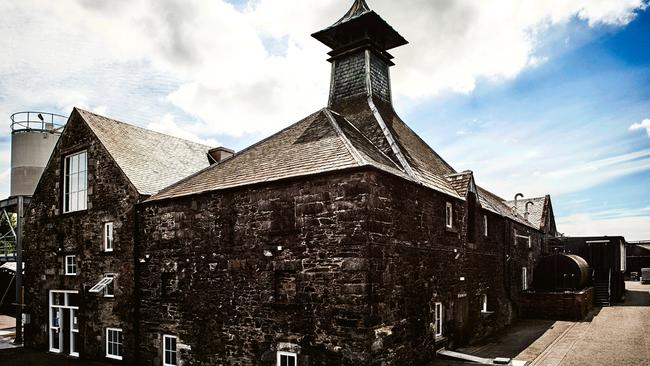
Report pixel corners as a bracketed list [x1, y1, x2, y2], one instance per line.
[333, 0, 371, 26]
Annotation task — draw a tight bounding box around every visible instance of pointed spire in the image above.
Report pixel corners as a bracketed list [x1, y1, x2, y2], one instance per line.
[312, 0, 407, 53]
[332, 0, 371, 27]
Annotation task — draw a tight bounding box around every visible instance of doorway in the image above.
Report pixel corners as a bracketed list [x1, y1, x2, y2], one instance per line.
[48, 290, 79, 357]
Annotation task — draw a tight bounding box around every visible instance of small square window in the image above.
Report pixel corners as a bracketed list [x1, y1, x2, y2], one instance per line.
[277, 351, 297, 366]
[445, 203, 453, 229]
[65, 256, 77, 276]
[163, 335, 178, 366]
[105, 328, 123, 360]
[104, 222, 114, 252]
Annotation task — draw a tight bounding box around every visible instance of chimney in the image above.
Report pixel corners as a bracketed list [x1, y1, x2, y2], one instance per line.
[207, 147, 234, 165]
[312, 0, 408, 109]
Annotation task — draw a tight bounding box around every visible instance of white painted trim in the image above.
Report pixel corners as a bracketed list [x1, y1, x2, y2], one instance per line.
[434, 302, 443, 337]
[163, 334, 178, 366]
[277, 351, 298, 366]
[105, 327, 123, 360]
[446, 203, 453, 229]
[104, 222, 114, 252]
[65, 255, 77, 276]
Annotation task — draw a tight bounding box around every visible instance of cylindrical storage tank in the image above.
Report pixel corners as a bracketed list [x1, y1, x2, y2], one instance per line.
[533, 254, 591, 291]
[10, 112, 65, 197]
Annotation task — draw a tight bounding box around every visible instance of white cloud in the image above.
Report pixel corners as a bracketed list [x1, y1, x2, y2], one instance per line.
[630, 118, 650, 137]
[0, 0, 647, 199]
[558, 213, 650, 241]
[146, 114, 220, 147]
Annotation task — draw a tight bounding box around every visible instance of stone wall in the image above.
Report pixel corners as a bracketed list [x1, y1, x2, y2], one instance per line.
[519, 288, 594, 321]
[136, 169, 544, 366]
[136, 170, 374, 365]
[23, 110, 140, 363]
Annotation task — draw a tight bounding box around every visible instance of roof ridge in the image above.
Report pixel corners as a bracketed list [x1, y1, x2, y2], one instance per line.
[329, 109, 402, 169]
[323, 108, 366, 166]
[75, 107, 214, 150]
[149, 109, 327, 201]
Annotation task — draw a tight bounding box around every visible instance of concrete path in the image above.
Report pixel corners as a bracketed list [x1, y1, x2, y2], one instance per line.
[525, 281, 650, 366]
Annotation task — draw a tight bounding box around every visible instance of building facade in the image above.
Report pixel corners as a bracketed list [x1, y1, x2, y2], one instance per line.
[23, 1, 558, 365]
[23, 108, 212, 362]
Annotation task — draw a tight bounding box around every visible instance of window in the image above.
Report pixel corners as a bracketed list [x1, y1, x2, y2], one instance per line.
[481, 294, 488, 313]
[483, 215, 488, 236]
[163, 335, 178, 366]
[65, 255, 77, 276]
[620, 242, 626, 272]
[89, 274, 115, 297]
[434, 302, 443, 337]
[63, 151, 87, 213]
[277, 351, 297, 366]
[104, 222, 114, 252]
[522, 267, 528, 291]
[106, 328, 123, 360]
[104, 273, 115, 297]
[445, 203, 453, 229]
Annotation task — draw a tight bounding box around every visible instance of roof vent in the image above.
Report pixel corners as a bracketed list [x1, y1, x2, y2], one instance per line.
[207, 147, 234, 165]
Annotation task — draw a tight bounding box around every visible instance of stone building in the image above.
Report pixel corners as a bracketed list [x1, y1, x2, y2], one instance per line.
[22, 108, 213, 362]
[21, 1, 560, 365]
[134, 1, 554, 365]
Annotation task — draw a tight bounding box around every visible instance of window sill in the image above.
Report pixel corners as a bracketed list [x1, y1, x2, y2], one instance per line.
[106, 354, 123, 361]
[480, 311, 495, 318]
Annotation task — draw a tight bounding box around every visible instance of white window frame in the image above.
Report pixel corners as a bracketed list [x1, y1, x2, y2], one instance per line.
[163, 335, 178, 366]
[522, 267, 528, 291]
[104, 273, 115, 298]
[434, 302, 443, 337]
[63, 151, 88, 213]
[620, 242, 626, 272]
[48, 290, 79, 355]
[105, 328, 123, 360]
[65, 255, 77, 276]
[70, 308, 79, 357]
[483, 215, 488, 236]
[277, 351, 298, 366]
[481, 294, 488, 313]
[104, 222, 114, 252]
[445, 202, 453, 229]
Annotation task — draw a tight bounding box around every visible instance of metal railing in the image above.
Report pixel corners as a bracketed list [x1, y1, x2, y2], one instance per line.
[10, 111, 67, 133]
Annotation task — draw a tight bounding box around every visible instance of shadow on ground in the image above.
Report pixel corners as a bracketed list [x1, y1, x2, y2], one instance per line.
[0, 348, 114, 366]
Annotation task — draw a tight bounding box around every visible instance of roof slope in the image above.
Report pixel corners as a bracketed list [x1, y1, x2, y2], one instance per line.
[76, 108, 213, 195]
[150, 106, 462, 202]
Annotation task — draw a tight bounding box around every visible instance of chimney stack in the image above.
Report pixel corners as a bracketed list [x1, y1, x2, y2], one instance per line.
[207, 147, 234, 165]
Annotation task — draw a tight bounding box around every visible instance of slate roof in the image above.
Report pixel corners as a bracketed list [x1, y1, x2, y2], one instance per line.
[445, 171, 474, 197]
[477, 187, 537, 228]
[76, 108, 213, 195]
[506, 196, 547, 230]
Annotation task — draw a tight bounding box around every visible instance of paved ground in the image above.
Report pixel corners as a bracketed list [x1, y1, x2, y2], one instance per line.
[436, 281, 650, 365]
[0, 314, 19, 350]
[528, 281, 650, 366]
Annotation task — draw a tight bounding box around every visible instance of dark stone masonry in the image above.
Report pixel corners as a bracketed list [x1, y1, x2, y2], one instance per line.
[22, 1, 560, 365]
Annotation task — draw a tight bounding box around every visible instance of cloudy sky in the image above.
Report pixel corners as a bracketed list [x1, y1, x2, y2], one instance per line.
[1, 0, 649, 239]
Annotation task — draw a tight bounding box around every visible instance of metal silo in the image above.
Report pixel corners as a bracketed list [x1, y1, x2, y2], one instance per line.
[2, 111, 65, 344]
[9, 111, 66, 197]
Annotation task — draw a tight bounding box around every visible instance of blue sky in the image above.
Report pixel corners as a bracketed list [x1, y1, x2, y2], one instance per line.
[0, 0, 649, 239]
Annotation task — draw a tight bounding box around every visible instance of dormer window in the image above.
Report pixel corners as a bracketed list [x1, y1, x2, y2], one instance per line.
[445, 203, 453, 229]
[63, 151, 87, 213]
